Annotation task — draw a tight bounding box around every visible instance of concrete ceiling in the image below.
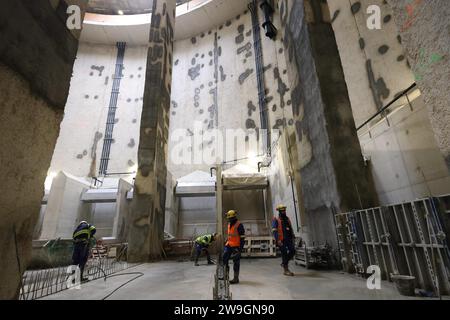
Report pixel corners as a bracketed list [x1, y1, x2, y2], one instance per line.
[81, 0, 251, 44]
[87, 0, 154, 15]
[86, 0, 192, 15]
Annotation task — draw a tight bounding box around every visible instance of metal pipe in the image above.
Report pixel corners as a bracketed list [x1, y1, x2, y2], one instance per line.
[357, 83, 417, 131]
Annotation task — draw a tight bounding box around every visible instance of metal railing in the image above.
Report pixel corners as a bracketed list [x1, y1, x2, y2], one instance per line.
[357, 83, 418, 132]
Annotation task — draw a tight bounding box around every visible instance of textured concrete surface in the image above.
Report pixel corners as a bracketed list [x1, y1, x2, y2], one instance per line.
[128, 0, 176, 261]
[0, 0, 88, 109]
[278, 0, 378, 247]
[0, 1, 86, 299]
[0, 62, 64, 299]
[41, 258, 428, 300]
[328, 0, 415, 127]
[387, 0, 450, 172]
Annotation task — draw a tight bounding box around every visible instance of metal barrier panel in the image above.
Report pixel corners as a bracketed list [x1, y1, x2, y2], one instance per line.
[337, 195, 450, 295]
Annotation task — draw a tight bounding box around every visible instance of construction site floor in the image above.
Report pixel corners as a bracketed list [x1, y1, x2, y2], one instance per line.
[41, 258, 445, 300]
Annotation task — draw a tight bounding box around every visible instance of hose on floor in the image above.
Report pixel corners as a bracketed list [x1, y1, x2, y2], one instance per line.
[100, 272, 145, 300]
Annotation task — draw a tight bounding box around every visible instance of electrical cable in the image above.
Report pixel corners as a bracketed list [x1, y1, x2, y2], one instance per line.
[101, 272, 145, 300]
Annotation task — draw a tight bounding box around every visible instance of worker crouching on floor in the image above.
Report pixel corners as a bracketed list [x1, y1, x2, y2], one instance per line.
[223, 210, 245, 284]
[272, 205, 296, 276]
[194, 233, 217, 266]
[72, 221, 96, 281]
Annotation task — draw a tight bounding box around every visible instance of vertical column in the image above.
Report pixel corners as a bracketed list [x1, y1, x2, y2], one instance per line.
[128, 0, 176, 262]
[277, 0, 378, 247]
[387, 0, 450, 171]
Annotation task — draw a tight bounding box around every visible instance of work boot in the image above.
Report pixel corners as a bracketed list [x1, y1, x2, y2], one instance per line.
[194, 258, 199, 266]
[283, 265, 294, 276]
[230, 272, 239, 284]
[207, 260, 215, 265]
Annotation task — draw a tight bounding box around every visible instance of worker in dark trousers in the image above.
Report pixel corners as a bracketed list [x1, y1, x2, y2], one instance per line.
[72, 221, 96, 281]
[272, 205, 296, 276]
[223, 210, 245, 284]
[194, 233, 217, 266]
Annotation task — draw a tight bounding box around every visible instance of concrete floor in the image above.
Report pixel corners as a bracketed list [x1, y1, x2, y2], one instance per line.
[41, 258, 433, 300]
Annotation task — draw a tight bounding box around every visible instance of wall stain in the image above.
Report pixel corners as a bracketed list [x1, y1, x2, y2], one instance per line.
[247, 101, 257, 116]
[188, 64, 201, 80]
[366, 59, 390, 109]
[238, 68, 254, 85]
[246, 118, 256, 129]
[219, 66, 227, 82]
[89, 131, 103, 177]
[91, 65, 105, 76]
[237, 42, 252, 55]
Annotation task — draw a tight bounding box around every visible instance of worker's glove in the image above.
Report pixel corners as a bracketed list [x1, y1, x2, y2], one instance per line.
[277, 240, 283, 247]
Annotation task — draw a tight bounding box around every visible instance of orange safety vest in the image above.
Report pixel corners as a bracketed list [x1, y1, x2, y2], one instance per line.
[226, 221, 241, 247]
[274, 217, 292, 241]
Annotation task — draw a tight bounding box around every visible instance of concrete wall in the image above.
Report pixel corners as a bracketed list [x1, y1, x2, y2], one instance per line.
[168, 3, 298, 237]
[113, 178, 134, 242]
[0, 0, 87, 299]
[387, 0, 450, 171]
[128, 0, 177, 261]
[164, 172, 179, 237]
[359, 95, 450, 204]
[169, 9, 259, 179]
[277, 0, 378, 247]
[328, 0, 450, 204]
[328, 0, 415, 126]
[49, 43, 147, 179]
[39, 172, 91, 240]
[178, 197, 216, 239]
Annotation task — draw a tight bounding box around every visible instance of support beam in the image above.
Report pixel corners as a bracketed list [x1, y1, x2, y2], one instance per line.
[128, 0, 176, 262]
[387, 0, 450, 172]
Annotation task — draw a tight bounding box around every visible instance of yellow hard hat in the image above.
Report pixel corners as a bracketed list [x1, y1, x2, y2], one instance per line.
[276, 204, 287, 211]
[226, 210, 237, 219]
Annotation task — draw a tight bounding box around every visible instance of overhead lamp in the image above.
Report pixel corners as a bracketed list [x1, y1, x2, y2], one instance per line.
[117, 10, 124, 15]
[260, 0, 277, 40]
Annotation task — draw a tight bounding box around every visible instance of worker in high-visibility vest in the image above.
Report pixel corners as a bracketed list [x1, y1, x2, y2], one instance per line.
[223, 210, 245, 284]
[272, 205, 296, 276]
[193, 233, 217, 266]
[72, 221, 96, 281]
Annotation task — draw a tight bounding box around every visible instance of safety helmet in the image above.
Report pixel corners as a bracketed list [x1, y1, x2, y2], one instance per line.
[276, 204, 287, 211]
[79, 220, 88, 225]
[226, 210, 237, 219]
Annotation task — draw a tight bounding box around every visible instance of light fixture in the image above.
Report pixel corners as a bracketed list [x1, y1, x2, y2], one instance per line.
[260, 0, 277, 40]
[117, 10, 124, 15]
